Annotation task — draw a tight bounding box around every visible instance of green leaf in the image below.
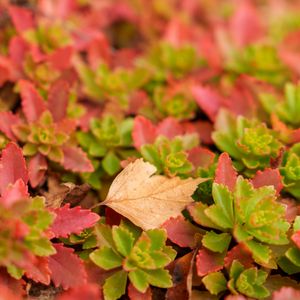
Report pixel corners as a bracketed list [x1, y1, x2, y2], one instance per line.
[285, 247, 300, 267]
[90, 247, 123, 270]
[202, 272, 227, 295]
[112, 225, 135, 257]
[7, 264, 24, 280]
[25, 237, 56, 256]
[146, 229, 166, 251]
[202, 231, 231, 253]
[128, 269, 149, 293]
[143, 269, 173, 288]
[103, 270, 127, 300]
[102, 152, 121, 176]
[244, 240, 271, 266]
[294, 216, 300, 232]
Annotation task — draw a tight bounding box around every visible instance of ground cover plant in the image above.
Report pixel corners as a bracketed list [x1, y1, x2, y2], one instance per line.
[1, 0, 300, 299]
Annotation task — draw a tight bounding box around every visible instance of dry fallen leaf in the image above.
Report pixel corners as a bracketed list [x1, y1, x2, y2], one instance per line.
[102, 159, 205, 230]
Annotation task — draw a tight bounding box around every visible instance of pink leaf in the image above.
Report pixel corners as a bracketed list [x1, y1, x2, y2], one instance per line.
[224, 244, 253, 269]
[132, 116, 157, 149]
[192, 86, 225, 122]
[61, 146, 94, 173]
[19, 80, 47, 122]
[48, 46, 73, 71]
[191, 121, 214, 145]
[50, 204, 100, 238]
[215, 152, 237, 192]
[157, 117, 183, 139]
[272, 287, 300, 300]
[0, 142, 28, 195]
[19, 255, 51, 285]
[28, 153, 48, 188]
[47, 80, 70, 122]
[196, 247, 224, 277]
[1, 178, 29, 207]
[9, 37, 28, 68]
[0, 112, 20, 141]
[49, 244, 87, 289]
[187, 147, 215, 169]
[8, 5, 35, 34]
[128, 283, 152, 300]
[291, 231, 300, 249]
[161, 216, 202, 248]
[229, 0, 264, 47]
[251, 168, 283, 194]
[57, 284, 102, 300]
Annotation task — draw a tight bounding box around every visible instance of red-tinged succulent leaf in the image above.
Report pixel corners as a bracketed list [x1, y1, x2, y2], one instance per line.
[0, 269, 25, 297]
[166, 252, 194, 300]
[105, 207, 122, 226]
[214, 152, 237, 192]
[196, 248, 224, 277]
[280, 198, 299, 223]
[50, 203, 100, 238]
[57, 284, 102, 300]
[85, 261, 116, 286]
[272, 287, 300, 300]
[192, 86, 225, 122]
[28, 153, 47, 188]
[132, 116, 157, 149]
[0, 112, 20, 141]
[8, 36, 28, 68]
[57, 119, 77, 135]
[0, 283, 22, 300]
[8, 5, 35, 34]
[191, 121, 214, 145]
[87, 33, 111, 69]
[291, 231, 300, 249]
[229, 0, 264, 47]
[251, 168, 283, 194]
[187, 147, 215, 169]
[128, 283, 152, 300]
[19, 255, 51, 285]
[224, 244, 254, 269]
[0, 142, 28, 195]
[47, 80, 70, 122]
[161, 216, 202, 248]
[48, 46, 73, 71]
[19, 80, 47, 122]
[279, 31, 300, 75]
[0, 65, 10, 87]
[1, 178, 29, 207]
[49, 244, 87, 289]
[61, 146, 94, 173]
[225, 296, 247, 300]
[157, 117, 183, 139]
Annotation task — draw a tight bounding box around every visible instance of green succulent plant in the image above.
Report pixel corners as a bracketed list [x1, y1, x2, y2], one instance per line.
[213, 110, 283, 176]
[89, 220, 176, 300]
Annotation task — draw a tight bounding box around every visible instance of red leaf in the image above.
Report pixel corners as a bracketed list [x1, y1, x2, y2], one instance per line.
[215, 152, 237, 192]
[50, 204, 100, 238]
[9, 37, 28, 69]
[61, 146, 94, 173]
[192, 86, 225, 122]
[166, 252, 194, 300]
[0, 112, 20, 141]
[105, 207, 122, 226]
[28, 153, 48, 188]
[161, 216, 202, 248]
[128, 283, 152, 300]
[187, 147, 215, 169]
[49, 244, 87, 289]
[19, 80, 47, 122]
[0, 269, 25, 298]
[224, 244, 253, 269]
[57, 284, 102, 300]
[47, 80, 70, 122]
[157, 117, 183, 139]
[251, 168, 283, 194]
[0, 283, 22, 300]
[132, 116, 157, 149]
[0, 65, 10, 87]
[196, 248, 224, 277]
[0, 142, 28, 195]
[192, 121, 214, 145]
[280, 198, 299, 223]
[48, 46, 73, 71]
[291, 231, 300, 249]
[8, 5, 35, 34]
[229, 0, 264, 47]
[272, 287, 300, 300]
[19, 255, 51, 285]
[1, 178, 29, 207]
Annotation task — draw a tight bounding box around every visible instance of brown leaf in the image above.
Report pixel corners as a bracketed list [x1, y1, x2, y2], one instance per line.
[103, 159, 204, 230]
